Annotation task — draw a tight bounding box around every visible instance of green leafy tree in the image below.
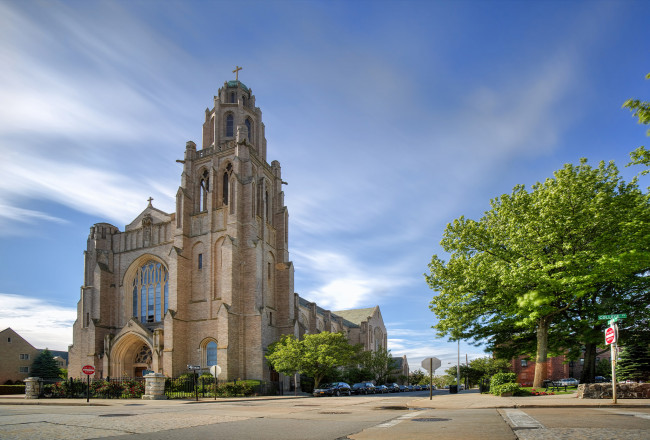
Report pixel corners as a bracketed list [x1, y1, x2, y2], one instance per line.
[616, 344, 650, 382]
[266, 331, 357, 390]
[624, 73, 650, 174]
[265, 335, 303, 395]
[301, 332, 357, 390]
[426, 159, 650, 387]
[30, 349, 62, 379]
[409, 369, 425, 385]
[359, 347, 395, 384]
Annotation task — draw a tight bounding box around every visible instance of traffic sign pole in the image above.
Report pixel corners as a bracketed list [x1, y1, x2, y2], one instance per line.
[429, 358, 433, 401]
[611, 323, 618, 405]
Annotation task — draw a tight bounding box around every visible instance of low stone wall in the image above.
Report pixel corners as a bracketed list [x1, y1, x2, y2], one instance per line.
[577, 383, 650, 399]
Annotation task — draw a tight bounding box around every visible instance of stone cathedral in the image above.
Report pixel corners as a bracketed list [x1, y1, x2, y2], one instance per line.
[68, 76, 387, 384]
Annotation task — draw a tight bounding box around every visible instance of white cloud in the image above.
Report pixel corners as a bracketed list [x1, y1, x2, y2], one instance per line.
[0, 293, 75, 351]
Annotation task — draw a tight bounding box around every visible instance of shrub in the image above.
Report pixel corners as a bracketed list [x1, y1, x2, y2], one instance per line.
[491, 382, 521, 396]
[0, 384, 26, 395]
[490, 372, 518, 387]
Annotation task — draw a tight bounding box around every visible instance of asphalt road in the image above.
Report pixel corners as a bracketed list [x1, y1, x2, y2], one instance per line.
[0, 390, 648, 439]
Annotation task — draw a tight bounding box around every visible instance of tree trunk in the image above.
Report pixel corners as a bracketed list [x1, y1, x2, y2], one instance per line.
[532, 317, 550, 388]
[580, 342, 597, 384]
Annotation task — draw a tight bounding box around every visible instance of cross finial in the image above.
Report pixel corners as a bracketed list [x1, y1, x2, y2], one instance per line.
[147, 197, 153, 206]
[233, 65, 242, 81]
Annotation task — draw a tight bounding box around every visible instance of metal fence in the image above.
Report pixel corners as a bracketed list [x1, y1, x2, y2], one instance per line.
[39, 377, 145, 399]
[164, 375, 278, 399]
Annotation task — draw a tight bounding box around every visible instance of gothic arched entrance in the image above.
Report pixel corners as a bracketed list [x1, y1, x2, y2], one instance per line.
[109, 332, 153, 378]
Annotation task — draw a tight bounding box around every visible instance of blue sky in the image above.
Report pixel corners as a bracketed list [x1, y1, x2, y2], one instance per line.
[1, 0, 649, 374]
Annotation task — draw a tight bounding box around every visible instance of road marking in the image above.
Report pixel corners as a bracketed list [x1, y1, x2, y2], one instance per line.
[503, 409, 544, 429]
[375, 410, 428, 428]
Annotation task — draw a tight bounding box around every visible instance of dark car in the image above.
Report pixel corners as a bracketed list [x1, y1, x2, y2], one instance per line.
[313, 382, 352, 397]
[399, 384, 408, 392]
[384, 383, 400, 392]
[375, 384, 389, 393]
[351, 382, 376, 395]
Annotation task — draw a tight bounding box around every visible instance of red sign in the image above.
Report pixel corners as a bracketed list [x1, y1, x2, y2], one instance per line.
[82, 365, 95, 375]
[605, 326, 616, 345]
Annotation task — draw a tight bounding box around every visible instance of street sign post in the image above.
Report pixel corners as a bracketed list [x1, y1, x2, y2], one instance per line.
[599, 313, 625, 404]
[421, 357, 441, 400]
[209, 365, 222, 400]
[81, 365, 95, 403]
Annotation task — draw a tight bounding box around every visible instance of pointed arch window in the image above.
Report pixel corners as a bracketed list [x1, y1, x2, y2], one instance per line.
[226, 114, 234, 137]
[199, 169, 209, 211]
[223, 171, 229, 205]
[206, 341, 217, 366]
[132, 260, 169, 323]
[245, 118, 252, 142]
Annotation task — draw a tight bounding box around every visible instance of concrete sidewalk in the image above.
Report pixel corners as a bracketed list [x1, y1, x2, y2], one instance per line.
[2, 390, 650, 409]
[407, 389, 650, 409]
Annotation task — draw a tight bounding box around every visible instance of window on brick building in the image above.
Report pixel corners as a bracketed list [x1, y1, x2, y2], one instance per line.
[521, 359, 527, 367]
[19, 367, 28, 373]
[19, 354, 29, 360]
[205, 340, 217, 367]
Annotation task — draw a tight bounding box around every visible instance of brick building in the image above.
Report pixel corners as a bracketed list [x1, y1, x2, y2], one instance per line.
[68, 77, 386, 387]
[0, 328, 68, 383]
[511, 351, 612, 386]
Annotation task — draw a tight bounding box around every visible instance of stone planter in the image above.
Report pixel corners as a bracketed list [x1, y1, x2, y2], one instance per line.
[142, 373, 167, 400]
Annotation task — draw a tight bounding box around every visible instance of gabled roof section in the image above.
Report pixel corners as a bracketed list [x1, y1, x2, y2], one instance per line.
[0, 327, 37, 350]
[332, 306, 379, 325]
[125, 203, 172, 231]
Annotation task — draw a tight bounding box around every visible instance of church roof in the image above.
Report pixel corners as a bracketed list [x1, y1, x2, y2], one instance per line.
[331, 307, 378, 325]
[227, 80, 249, 92]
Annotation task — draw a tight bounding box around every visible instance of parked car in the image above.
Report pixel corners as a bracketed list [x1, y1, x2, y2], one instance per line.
[375, 385, 389, 394]
[594, 376, 607, 383]
[384, 383, 400, 392]
[414, 385, 422, 391]
[351, 382, 376, 395]
[559, 378, 579, 387]
[313, 382, 352, 397]
[399, 384, 408, 392]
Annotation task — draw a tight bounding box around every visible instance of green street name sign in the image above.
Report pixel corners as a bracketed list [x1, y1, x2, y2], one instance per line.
[598, 314, 627, 320]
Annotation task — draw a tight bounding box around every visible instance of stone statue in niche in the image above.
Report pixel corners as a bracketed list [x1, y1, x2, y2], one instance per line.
[143, 215, 153, 247]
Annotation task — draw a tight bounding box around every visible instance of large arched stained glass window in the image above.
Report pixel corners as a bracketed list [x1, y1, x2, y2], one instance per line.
[132, 260, 169, 323]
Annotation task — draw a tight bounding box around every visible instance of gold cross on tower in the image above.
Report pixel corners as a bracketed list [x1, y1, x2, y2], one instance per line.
[233, 65, 242, 81]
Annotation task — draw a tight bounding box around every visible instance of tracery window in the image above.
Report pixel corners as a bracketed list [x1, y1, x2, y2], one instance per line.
[135, 345, 152, 364]
[132, 260, 169, 323]
[226, 114, 234, 137]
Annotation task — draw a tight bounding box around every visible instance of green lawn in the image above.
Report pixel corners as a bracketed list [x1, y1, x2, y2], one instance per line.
[520, 386, 576, 396]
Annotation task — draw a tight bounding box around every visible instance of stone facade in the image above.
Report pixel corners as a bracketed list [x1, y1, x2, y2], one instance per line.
[577, 383, 650, 399]
[68, 78, 386, 387]
[0, 328, 41, 384]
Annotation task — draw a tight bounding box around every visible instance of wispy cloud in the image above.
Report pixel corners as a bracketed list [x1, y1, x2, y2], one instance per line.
[0, 293, 75, 351]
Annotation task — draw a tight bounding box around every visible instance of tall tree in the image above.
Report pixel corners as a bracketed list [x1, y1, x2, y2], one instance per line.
[426, 159, 650, 387]
[30, 349, 62, 379]
[265, 335, 303, 395]
[359, 347, 394, 384]
[624, 72, 650, 173]
[266, 331, 357, 390]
